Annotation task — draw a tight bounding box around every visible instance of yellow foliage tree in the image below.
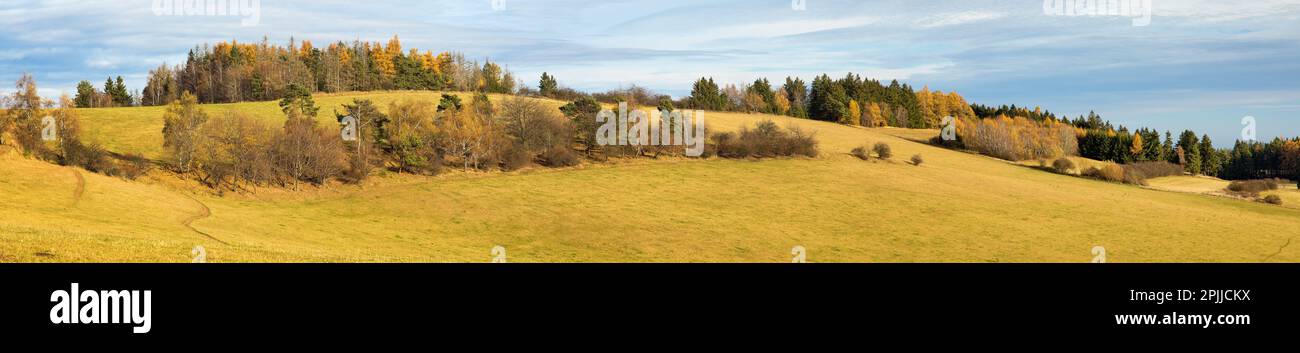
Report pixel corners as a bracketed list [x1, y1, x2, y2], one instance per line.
[1131, 133, 1144, 157]
[774, 90, 791, 115]
[845, 100, 862, 126]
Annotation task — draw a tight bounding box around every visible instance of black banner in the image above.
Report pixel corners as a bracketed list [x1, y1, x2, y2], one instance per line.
[1, 264, 1294, 341]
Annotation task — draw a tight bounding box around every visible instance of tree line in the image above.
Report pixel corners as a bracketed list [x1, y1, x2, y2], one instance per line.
[73, 36, 519, 107]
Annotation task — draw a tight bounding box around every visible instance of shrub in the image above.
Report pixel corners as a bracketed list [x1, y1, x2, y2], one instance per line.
[911, 154, 923, 166]
[117, 153, 151, 180]
[851, 146, 870, 161]
[714, 120, 818, 159]
[1052, 158, 1076, 174]
[1085, 165, 1126, 183]
[1263, 194, 1283, 205]
[873, 142, 892, 160]
[78, 143, 113, 174]
[1228, 179, 1281, 195]
[540, 146, 579, 167]
[502, 147, 532, 171]
[1123, 161, 1183, 179]
[341, 153, 373, 184]
[1123, 169, 1148, 186]
[1082, 167, 1102, 179]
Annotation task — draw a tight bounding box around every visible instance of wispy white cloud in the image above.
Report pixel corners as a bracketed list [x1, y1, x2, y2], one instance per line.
[914, 11, 1006, 28]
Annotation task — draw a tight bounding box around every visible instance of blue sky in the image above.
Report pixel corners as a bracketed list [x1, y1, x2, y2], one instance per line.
[2, 0, 1297, 146]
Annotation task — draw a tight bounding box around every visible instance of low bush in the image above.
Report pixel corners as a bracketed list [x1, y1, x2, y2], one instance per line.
[117, 153, 151, 180]
[1228, 179, 1281, 195]
[540, 146, 580, 167]
[714, 120, 818, 159]
[873, 142, 892, 160]
[1123, 161, 1183, 179]
[911, 154, 923, 166]
[502, 147, 532, 171]
[1052, 158, 1076, 174]
[1263, 194, 1283, 205]
[1123, 169, 1148, 186]
[851, 146, 870, 161]
[1083, 165, 1127, 183]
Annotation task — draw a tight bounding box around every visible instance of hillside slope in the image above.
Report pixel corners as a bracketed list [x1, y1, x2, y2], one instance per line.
[2, 92, 1298, 262]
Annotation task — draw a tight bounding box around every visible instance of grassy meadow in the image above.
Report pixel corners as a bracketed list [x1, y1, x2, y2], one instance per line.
[2, 91, 1298, 263]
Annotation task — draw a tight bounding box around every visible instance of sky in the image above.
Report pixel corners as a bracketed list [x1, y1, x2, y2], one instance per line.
[1, 0, 1298, 146]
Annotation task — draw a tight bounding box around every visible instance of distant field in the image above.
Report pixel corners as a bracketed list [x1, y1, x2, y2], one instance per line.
[1147, 175, 1300, 211]
[3, 91, 1299, 263]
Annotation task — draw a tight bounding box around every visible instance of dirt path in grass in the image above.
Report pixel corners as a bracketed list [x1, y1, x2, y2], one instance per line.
[69, 169, 85, 207]
[1263, 238, 1293, 262]
[182, 194, 229, 245]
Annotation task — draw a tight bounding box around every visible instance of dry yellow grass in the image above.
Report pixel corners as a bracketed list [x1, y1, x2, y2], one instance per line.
[3, 91, 1299, 263]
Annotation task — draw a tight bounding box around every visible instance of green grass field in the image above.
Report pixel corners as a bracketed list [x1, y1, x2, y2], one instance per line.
[3, 91, 1298, 263]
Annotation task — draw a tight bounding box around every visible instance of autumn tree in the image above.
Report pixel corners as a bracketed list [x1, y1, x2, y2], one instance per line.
[335, 98, 386, 178]
[743, 91, 765, 114]
[383, 99, 441, 173]
[272, 108, 345, 186]
[782, 77, 808, 118]
[844, 100, 862, 126]
[162, 92, 210, 172]
[194, 112, 275, 189]
[1130, 133, 1144, 159]
[142, 64, 181, 106]
[747, 78, 777, 114]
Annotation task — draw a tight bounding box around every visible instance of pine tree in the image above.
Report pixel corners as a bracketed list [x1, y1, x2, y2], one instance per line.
[74, 80, 97, 108]
[688, 77, 724, 111]
[1200, 134, 1221, 177]
[538, 72, 558, 98]
[1178, 130, 1202, 174]
[782, 77, 808, 118]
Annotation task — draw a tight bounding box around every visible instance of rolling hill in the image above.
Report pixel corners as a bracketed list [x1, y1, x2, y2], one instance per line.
[2, 91, 1298, 263]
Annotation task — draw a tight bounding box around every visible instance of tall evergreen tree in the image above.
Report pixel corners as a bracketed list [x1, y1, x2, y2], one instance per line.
[688, 77, 725, 111]
[1200, 134, 1221, 177]
[782, 77, 808, 118]
[1178, 130, 1202, 174]
[538, 72, 558, 98]
[74, 80, 97, 108]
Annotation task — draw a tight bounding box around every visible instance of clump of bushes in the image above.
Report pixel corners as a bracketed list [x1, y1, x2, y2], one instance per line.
[540, 146, 580, 167]
[1077, 161, 1185, 186]
[1052, 158, 1076, 174]
[1222, 179, 1288, 205]
[116, 153, 152, 180]
[714, 120, 818, 159]
[911, 154, 923, 166]
[1227, 179, 1279, 195]
[1124, 161, 1183, 179]
[1083, 165, 1127, 184]
[851, 145, 870, 161]
[873, 142, 892, 160]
